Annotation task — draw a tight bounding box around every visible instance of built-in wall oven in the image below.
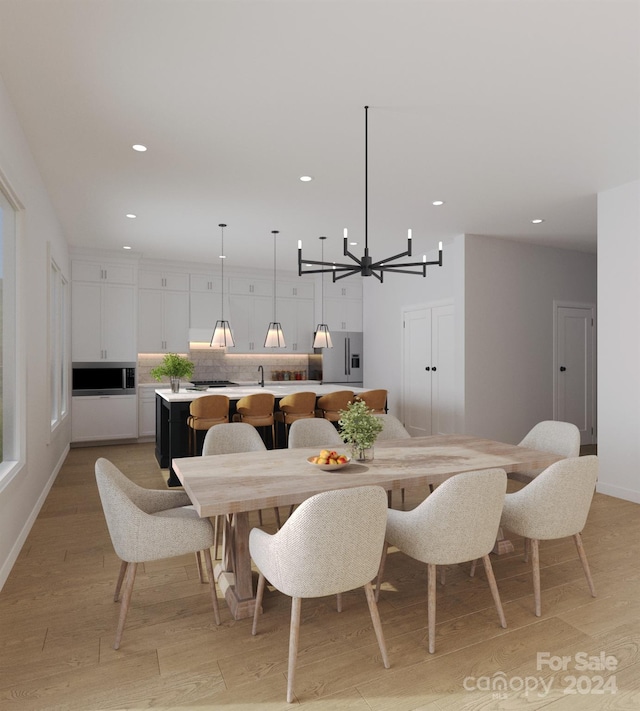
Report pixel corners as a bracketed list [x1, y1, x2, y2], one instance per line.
[72, 362, 136, 396]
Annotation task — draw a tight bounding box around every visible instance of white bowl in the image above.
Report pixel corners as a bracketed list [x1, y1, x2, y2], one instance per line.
[307, 455, 351, 471]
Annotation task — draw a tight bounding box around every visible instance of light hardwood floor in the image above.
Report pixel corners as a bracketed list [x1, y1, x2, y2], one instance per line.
[0, 442, 638, 710]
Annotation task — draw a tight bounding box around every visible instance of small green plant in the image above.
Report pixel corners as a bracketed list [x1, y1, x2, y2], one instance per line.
[150, 353, 194, 382]
[338, 399, 383, 459]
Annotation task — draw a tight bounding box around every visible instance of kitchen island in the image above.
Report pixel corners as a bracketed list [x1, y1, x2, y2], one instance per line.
[156, 383, 367, 485]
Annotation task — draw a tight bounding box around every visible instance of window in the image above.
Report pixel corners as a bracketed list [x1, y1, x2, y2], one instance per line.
[50, 255, 68, 430]
[0, 185, 18, 479]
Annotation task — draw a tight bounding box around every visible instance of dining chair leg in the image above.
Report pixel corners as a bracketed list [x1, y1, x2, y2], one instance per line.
[427, 563, 437, 653]
[252, 572, 266, 636]
[213, 515, 221, 559]
[287, 597, 302, 703]
[114, 561, 137, 650]
[481, 554, 507, 628]
[273, 507, 282, 530]
[364, 582, 390, 669]
[375, 543, 388, 602]
[195, 550, 205, 583]
[523, 537, 530, 563]
[336, 592, 342, 613]
[114, 559, 127, 601]
[573, 532, 596, 597]
[203, 548, 221, 626]
[531, 538, 541, 617]
[469, 559, 478, 577]
[439, 566, 446, 586]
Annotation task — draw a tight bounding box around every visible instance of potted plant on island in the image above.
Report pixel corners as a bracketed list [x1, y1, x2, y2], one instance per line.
[150, 353, 194, 393]
[338, 398, 383, 461]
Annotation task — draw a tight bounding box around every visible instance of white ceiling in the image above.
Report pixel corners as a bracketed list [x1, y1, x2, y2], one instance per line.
[0, 0, 638, 274]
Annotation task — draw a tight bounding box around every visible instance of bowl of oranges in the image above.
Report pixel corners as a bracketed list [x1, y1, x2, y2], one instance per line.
[307, 449, 351, 471]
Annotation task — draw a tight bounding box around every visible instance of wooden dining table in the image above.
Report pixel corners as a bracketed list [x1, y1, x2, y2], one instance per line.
[172, 433, 564, 620]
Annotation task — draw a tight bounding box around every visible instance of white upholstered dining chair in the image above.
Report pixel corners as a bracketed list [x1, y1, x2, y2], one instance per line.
[378, 468, 508, 653]
[500, 455, 598, 616]
[202, 422, 282, 529]
[287, 417, 344, 449]
[95, 458, 220, 649]
[511, 420, 580, 483]
[249, 485, 390, 703]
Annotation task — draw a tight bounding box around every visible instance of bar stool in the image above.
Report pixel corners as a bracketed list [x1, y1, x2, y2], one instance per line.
[315, 390, 354, 425]
[187, 395, 230, 455]
[274, 391, 317, 447]
[232, 392, 276, 448]
[355, 389, 388, 414]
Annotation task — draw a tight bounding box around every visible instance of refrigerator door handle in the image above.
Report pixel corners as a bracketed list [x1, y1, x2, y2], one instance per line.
[346, 337, 351, 375]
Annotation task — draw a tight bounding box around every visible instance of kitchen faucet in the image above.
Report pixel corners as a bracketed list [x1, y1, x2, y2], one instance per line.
[258, 365, 264, 387]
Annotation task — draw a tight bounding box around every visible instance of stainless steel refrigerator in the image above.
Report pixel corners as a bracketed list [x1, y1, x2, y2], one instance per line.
[320, 331, 363, 385]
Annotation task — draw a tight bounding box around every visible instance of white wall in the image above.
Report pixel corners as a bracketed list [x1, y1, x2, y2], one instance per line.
[362, 237, 460, 418]
[363, 233, 597, 445]
[0, 76, 71, 588]
[463, 235, 597, 443]
[597, 181, 640, 503]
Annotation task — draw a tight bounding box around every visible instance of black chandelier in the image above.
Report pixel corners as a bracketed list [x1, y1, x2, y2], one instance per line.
[298, 105, 443, 282]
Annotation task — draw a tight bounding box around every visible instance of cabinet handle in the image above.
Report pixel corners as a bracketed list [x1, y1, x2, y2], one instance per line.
[425, 366, 430, 371]
[560, 366, 567, 372]
[432, 366, 437, 372]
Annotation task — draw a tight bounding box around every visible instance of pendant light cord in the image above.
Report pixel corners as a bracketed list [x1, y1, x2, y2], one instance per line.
[272, 230, 279, 320]
[219, 223, 226, 320]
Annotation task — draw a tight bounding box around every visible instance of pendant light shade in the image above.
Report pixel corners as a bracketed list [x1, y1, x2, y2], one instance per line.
[210, 223, 235, 348]
[312, 235, 333, 349]
[264, 230, 286, 348]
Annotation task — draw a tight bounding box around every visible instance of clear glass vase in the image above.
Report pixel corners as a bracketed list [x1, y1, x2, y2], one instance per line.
[170, 376, 181, 393]
[351, 445, 374, 462]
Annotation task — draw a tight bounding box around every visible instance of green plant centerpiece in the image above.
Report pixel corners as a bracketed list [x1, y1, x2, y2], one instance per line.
[150, 353, 194, 393]
[338, 399, 383, 461]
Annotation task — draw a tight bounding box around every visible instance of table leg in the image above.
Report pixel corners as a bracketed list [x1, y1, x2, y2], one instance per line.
[213, 511, 260, 620]
[492, 526, 515, 555]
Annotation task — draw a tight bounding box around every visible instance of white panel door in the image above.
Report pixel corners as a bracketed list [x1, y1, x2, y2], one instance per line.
[402, 307, 432, 437]
[556, 305, 595, 445]
[431, 304, 455, 435]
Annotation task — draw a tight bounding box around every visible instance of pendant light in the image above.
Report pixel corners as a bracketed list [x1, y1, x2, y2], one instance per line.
[312, 236, 333, 349]
[264, 230, 286, 348]
[210, 223, 235, 348]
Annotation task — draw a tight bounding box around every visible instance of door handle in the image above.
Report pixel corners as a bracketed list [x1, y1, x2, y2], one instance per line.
[560, 366, 567, 372]
[425, 366, 431, 371]
[432, 366, 437, 372]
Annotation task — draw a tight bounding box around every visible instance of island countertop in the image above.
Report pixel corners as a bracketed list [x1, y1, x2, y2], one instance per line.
[155, 382, 366, 403]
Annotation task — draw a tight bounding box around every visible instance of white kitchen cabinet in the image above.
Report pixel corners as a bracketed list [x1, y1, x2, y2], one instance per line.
[190, 273, 222, 293]
[138, 387, 157, 439]
[138, 289, 189, 353]
[72, 260, 135, 285]
[276, 279, 314, 300]
[229, 276, 273, 297]
[322, 278, 363, 332]
[228, 293, 274, 352]
[139, 269, 189, 291]
[71, 395, 138, 442]
[277, 297, 315, 352]
[71, 280, 136, 362]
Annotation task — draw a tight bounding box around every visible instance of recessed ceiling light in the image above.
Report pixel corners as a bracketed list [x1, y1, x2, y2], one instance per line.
[126, 213, 137, 219]
[132, 144, 147, 152]
[432, 200, 445, 206]
[123, 245, 132, 250]
[531, 218, 544, 224]
[299, 175, 313, 182]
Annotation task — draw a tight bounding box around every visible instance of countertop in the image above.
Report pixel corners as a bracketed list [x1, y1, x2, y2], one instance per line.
[154, 382, 366, 403]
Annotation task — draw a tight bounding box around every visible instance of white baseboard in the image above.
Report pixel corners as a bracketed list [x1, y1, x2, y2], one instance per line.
[596, 481, 640, 505]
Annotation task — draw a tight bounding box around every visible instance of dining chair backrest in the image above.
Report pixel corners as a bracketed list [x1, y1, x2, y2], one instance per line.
[95, 457, 212, 563]
[375, 414, 411, 441]
[315, 390, 354, 421]
[287, 417, 344, 448]
[501, 456, 598, 540]
[355, 389, 387, 414]
[235, 392, 275, 418]
[249, 485, 388, 598]
[202, 422, 267, 456]
[519, 420, 580, 459]
[389, 468, 507, 565]
[277, 391, 317, 418]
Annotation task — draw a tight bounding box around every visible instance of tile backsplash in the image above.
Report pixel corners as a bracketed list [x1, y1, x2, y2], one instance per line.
[138, 350, 322, 384]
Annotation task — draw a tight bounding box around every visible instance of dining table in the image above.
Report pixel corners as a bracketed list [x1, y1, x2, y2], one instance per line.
[172, 433, 564, 620]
